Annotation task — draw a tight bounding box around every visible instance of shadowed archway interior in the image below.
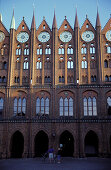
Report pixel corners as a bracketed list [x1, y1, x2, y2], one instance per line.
[85, 130, 98, 157]
[10, 131, 24, 158]
[59, 130, 74, 157]
[34, 131, 49, 157]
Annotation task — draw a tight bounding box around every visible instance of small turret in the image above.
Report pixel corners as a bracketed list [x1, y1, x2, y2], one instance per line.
[31, 10, 36, 29]
[74, 9, 79, 28]
[10, 9, 15, 29]
[52, 9, 57, 29]
[96, 8, 101, 27]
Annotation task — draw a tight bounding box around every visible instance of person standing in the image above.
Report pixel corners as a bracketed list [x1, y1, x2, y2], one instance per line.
[48, 147, 54, 163]
[57, 148, 61, 163]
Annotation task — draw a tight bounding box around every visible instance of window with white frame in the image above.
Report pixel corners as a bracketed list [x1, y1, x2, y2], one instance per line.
[67, 47, 73, 54]
[58, 48, 64, 54]
[81, 61, 87, 68]
[23, 58, 28, 69]
[83, 97, 97, 116]
[81, 47, 87, 54]
[36, 97, 49, 114]
[45, 48, 51, 55]
[37, 48, 42, 55]
[24, 48, 29, 55]
[90, 47, 95, 54]
[59, 97, 73, 116]
[36, 61, 42, 69]
[107, 46, 111, 54]
[67, 61, 73, 69]
[14, 97, 26, 115]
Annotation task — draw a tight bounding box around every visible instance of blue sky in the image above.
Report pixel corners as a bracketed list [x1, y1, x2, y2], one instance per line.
[0, 0, 111, 31]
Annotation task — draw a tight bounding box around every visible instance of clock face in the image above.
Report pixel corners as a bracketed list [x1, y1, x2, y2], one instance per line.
[60, 31, 72, 42]
[106, 30, 111, 41]
[0, 31, 5, 42]
[38, 32, 50, 42]
[82, 31, 94, 42]
[17, 32, 29, 43]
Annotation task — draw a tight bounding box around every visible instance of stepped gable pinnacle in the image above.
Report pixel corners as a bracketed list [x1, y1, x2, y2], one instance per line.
[52, 9, 57, 29]
[74, 9, 79, 28]
[10, 9, 15, 29]
[96, 8, 101, 27]
[31, 10, 36, 29]
[0, 14, 2, 22]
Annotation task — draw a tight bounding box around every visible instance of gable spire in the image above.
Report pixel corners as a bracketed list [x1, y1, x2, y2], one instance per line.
[10, 9, 15, 29]
[0, 14, 2, 22]
[52, 9, 57, 29]
[31, 10, 36, 29]
[96, 8, 101, 27]
[74, 8, 79, 28]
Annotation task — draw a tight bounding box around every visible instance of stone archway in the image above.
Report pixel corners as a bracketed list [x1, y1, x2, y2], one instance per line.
[84, 130, 98, 157]
[34, 131, 49, 157]
[59, 130, 74, 157]
[10, 131, 24, 158]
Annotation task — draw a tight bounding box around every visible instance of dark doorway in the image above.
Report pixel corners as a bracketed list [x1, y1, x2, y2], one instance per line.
[85, 130, 98, 157]
[59, 130, 74, 157]
[10, 131, 24, 158]
[34, 131, 49, 157]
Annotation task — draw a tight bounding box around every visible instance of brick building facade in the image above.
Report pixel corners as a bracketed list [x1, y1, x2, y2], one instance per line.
[0, 10, 111, 158]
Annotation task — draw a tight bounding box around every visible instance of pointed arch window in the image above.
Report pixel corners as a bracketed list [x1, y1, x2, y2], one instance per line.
[67, 47, 73, 54]
[14, 98, 17, 115]
[58, 48, 64, 54]
[67, 61, 73, 69]
[36, 97, 50, 115]
[90, 47, 95, 54]
[45, 48, 51, 55]
[14, 97, 26, 116]
[83, 97, 97, 116]
[36, 61, 42, 69]
[36, 98, 40, 114]
[81, 61, 87, 68]
[107, 46, 111, 54]
[18, 98, 22, 113]
[107, 97, 111, 115]
[59, 97, 73, 116]
[0, 98, 4, 115]
[22, 98, 26, 114]
[45, 98, 49, 114]
[37, 48, 42, 55]
[81, 47, 87, 54]
[104, 60, 108, 68]
[23, 61, 28, 69]
[24, 48, 29, 55]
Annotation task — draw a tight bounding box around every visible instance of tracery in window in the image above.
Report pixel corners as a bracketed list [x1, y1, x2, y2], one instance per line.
[36, 97, 49, 115]
[67, 60, 73, 69]
[107, 46, 111, 54]
[37, 47, 42, 55]
[36, 60, 42, 69]
[59, 97, 73, 116]
[83, 97, 97, 116]
[14, 97, 26, 116]
[81, 47, 87, 54]
[81, 61, 87, 68]
[58, 48, 64, 54]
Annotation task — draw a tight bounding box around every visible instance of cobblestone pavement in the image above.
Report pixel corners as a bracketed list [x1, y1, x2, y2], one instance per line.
[0, 157, 111, 170]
